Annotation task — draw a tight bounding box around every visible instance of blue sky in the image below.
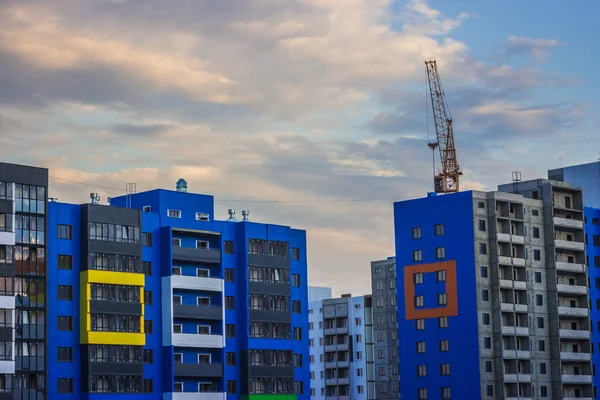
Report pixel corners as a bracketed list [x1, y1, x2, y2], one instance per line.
[0, 0, 598, 294]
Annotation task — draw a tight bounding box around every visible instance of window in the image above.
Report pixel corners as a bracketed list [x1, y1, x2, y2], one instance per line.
[482, 313, 490, 325]
[225, 353, 237, 365]
[534, 271, 542, 283]
[195, 212, 209, 221]
[293, 353, 302, 367]
[58, 316, 72, 331]
[419, 388, 428, 399]
[595, 235, 600, 247]
[478, 219, 486, 231]
[539, 362, 547, 374]
[435, 247, 446, 259]
[481, 289, 489, 302]
[355, 318, 362, 326]
[356, 351, 362, 360]
[536, 294, 543, 306]
[414, 272, 424, 284]
[357, 385, 364, 393]
[486, 385, 493, 397]
[145, 320, 153, 334]
[292, 300, 301, 313]
[58, 224, 72, 239]
[292, 274, 300, 287]
[197, 297, 210, 306]
[484, 360, 492, 373]
[438, 293, 447, 305]
[533, 249, 541, 261]
[438, 317, 448, 328]
[416, 342, 426, 353]
[174, 382, 183, 392]
[225, 296, 235, 309]
[415, 319, 425, 330]
[538, 340, 545, 351]
[144, 290, 152, 305]
[224, 268, 234, 282]
[412, 227, 422, 239]
[293, 327, 302, 340]
[143, 349, 153, 364]
[196, 268, 210, 278]
[479, 242, 487, 254]
[226, 380, 237, 394]
[309, 339, 314, 347]
[226, 324, 235, 338]
[436, 270, 446, 282]
[142, 233, 152, 246]
[196, 240, 209, 249]
[172, 238, 181, 247]
[293, 381, 303, 395]
[417, 365, 427, 376]
[291, 247, 300, 260]
[414, 296, 424, 308]
[172, 267, 181, 275]
[483, 337, 491, 349]
[58, 255, 73, 270]
[58, 285, 72, 301]
[434, 224, 444, 236]
[142, 205, 151, 213]
[478, 201, 485, 209]
[480, 266, 488, 278]
[143, 379, 153, 394]
[532, 209, 539, 216]
[440, 363, 450, 375]
[197, 325, 210, 335]
[223, 240, 234, 255]
[532, 227, 540, 238]
[540, 385, 548, 397]
[58, 347, 72, 362]
[594, 218, 600, 225]
[58, 378, 73, 394]
[441, 387, 451, 399]
[356, 334, 362, 342]
[413, 250, 423, 262]
[167, 209, 181, 218]
[143, 261, 152, 276]
[439, 340, 449, 352]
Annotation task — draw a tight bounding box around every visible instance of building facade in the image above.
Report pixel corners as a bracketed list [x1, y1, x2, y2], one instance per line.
[394, 178, 597, 399]
[308, 293, 374, 400]
[0, 160, 310, 400]
[370, 257, 398, 399]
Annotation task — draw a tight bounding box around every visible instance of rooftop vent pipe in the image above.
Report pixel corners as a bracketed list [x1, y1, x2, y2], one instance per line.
[242, 210, 249, 221]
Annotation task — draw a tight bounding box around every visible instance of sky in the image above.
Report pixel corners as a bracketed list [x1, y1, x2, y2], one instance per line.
[1, 0, 598, 296]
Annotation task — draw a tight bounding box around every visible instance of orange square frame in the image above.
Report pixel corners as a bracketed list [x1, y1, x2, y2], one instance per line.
[404, 260, 458, 320]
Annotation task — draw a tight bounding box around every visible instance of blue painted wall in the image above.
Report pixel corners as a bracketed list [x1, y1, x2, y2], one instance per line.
[558, 162, 600, 209]
[394, 191, 481, 399]
[585, 207, 600, 398]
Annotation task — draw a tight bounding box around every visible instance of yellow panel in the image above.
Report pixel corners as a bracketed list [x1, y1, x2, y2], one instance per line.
[83, 332, 146, 346]
[85, 270, 145, 286]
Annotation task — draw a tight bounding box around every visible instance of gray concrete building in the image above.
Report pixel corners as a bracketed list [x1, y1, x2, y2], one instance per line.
[370, 257, 399, 399]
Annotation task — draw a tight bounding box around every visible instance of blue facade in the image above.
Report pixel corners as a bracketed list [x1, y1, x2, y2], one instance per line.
[45, 187, 309, 399]
[585, 207, 600, 396]
[394, 192, 481, 399]
[550, 162, 600, 208]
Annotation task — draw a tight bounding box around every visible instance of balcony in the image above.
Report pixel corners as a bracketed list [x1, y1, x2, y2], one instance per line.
[497, 233, 525, 244]
[501, 326, 529, 336]
[501, 303, 528, 313]
[500, 280, 527, 290]
[324, 327, 348, 336]
[248, 365, 294, 378]
[498, 256, 525, 266]
[555, 240, 585, 251]
[248, 254, 290, 269]
[554, 217, 584, 230]
[559, 329, 590, 340]
[338, 377, 350, 385]
[0, 360, 14, 374]
[556, 284, 587, 295]
[324, 345, 337, 352]
[504, 374, 531, 382]
[10, 390, 42, 400]
[172, 246, 221, 264]
[558, 307, 588, 317]
[0, 231, 15, 246]
[90, 300, 142, 315]
[171, 274, 223, 292]
[561, 374, 592, 384]
[173, 304, 222, 321]
[16, 357, 44, 371]
[174, 362, 223, 378]
[171, 333, 224, 348]
[325, 378, 338, 386]
[89, 361, 143, 375]
[337, 360, 350, 368]
[325, 361, 337, 369]
[560, 352, 591, 362]
[556, 262, 586, 273]
[503, 350, 530, 359]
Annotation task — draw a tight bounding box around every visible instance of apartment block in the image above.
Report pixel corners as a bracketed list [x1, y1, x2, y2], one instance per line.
[394, 177, 598, 399]
[370, 257, 398, 399]
[0, 159, 310, 400]
[308, 293, 374, 399]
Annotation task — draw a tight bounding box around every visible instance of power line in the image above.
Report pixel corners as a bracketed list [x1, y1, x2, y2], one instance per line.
[49, 175, 415, 204]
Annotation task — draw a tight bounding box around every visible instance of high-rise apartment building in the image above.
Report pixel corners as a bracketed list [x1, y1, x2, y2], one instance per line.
[0, 162, 48, 400]
[2, 160, 310, 399]
[370, 257, 398, 399]
[394, 177, 597, 399]
[308, 292, 374, 400]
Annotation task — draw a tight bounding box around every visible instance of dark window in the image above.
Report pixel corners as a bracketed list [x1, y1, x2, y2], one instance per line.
[292, 300, 301, 313]
[594, 235, 600, 247]
[291, 247, 300, 260]
[292, 274, 300, 287]
[440, 363, 450, 375]
[440, 340, 449, 352]
[532, 209, 539, 216]
[434, 224, 444, 236]
[595, 256, 600, 268]
[478, 219, 486, 231]
[145, 320, 152, 334]
[58, 255, 73, 270]
[58, 347, 73, 362]
[144, 290, 152, 305]
[415, 319, 425, 330]
[58, 285, 73, 301]
[224, 240, 234, 255]
[293, 354, 302, 367]
[540, 385, 547, 397]
[58, 224, 72, 239]
[58, 378, 73, 394]
[293, 327, 302, 340]
[143, 379, 153, 393]
[224, 269, 234, 282]
[479, 242, 487, 255]
[226, 324, 236, 338]
[532, 227, 540, 238]
[226, 352, 236, 366]
[226, 380, 237, 394]
[88, 222, 140, 243]
[477, 201, 485, 209]
[142, 261, 152, 276]
[533, 249, 541, 261]
[143, 349, 153, 364]
[537, 317, 545, 329]
[536, 294, 543, 306]
[482, 313, 490, 325]
[483, 337, 491, 349]
[593, 218, 600, 225]
[142, 233, 152, 246]
[535, 272, 542, 283]
[58, 316, 72, 331]
[480, 266, 488, 278]
[412, 227, 422, 239]
[225, 296, 235, 309]
[294, 381, 304, 394]
[439, 317, 448, 328]
[538, 340, 546, 351]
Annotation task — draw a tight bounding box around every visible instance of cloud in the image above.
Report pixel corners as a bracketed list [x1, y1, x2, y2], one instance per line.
[505, 35, 559, 60]
[110, 123, 175, 137]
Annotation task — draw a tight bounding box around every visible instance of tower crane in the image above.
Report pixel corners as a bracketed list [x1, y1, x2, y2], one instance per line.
[425, 60, 462, 193]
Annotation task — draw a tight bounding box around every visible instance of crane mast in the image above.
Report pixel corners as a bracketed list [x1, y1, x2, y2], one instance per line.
[425, 60, 462, 193]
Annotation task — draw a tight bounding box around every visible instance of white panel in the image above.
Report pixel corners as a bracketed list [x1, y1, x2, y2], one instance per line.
[161, 276, 173, 346]
[0, 231, 15, 246]
[0, 296, 15, 310]
[171, 275, 223, 292]
[172, 333, 224, 348]
[164, 393, 226, 400]
[0, 361, 14, 374]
